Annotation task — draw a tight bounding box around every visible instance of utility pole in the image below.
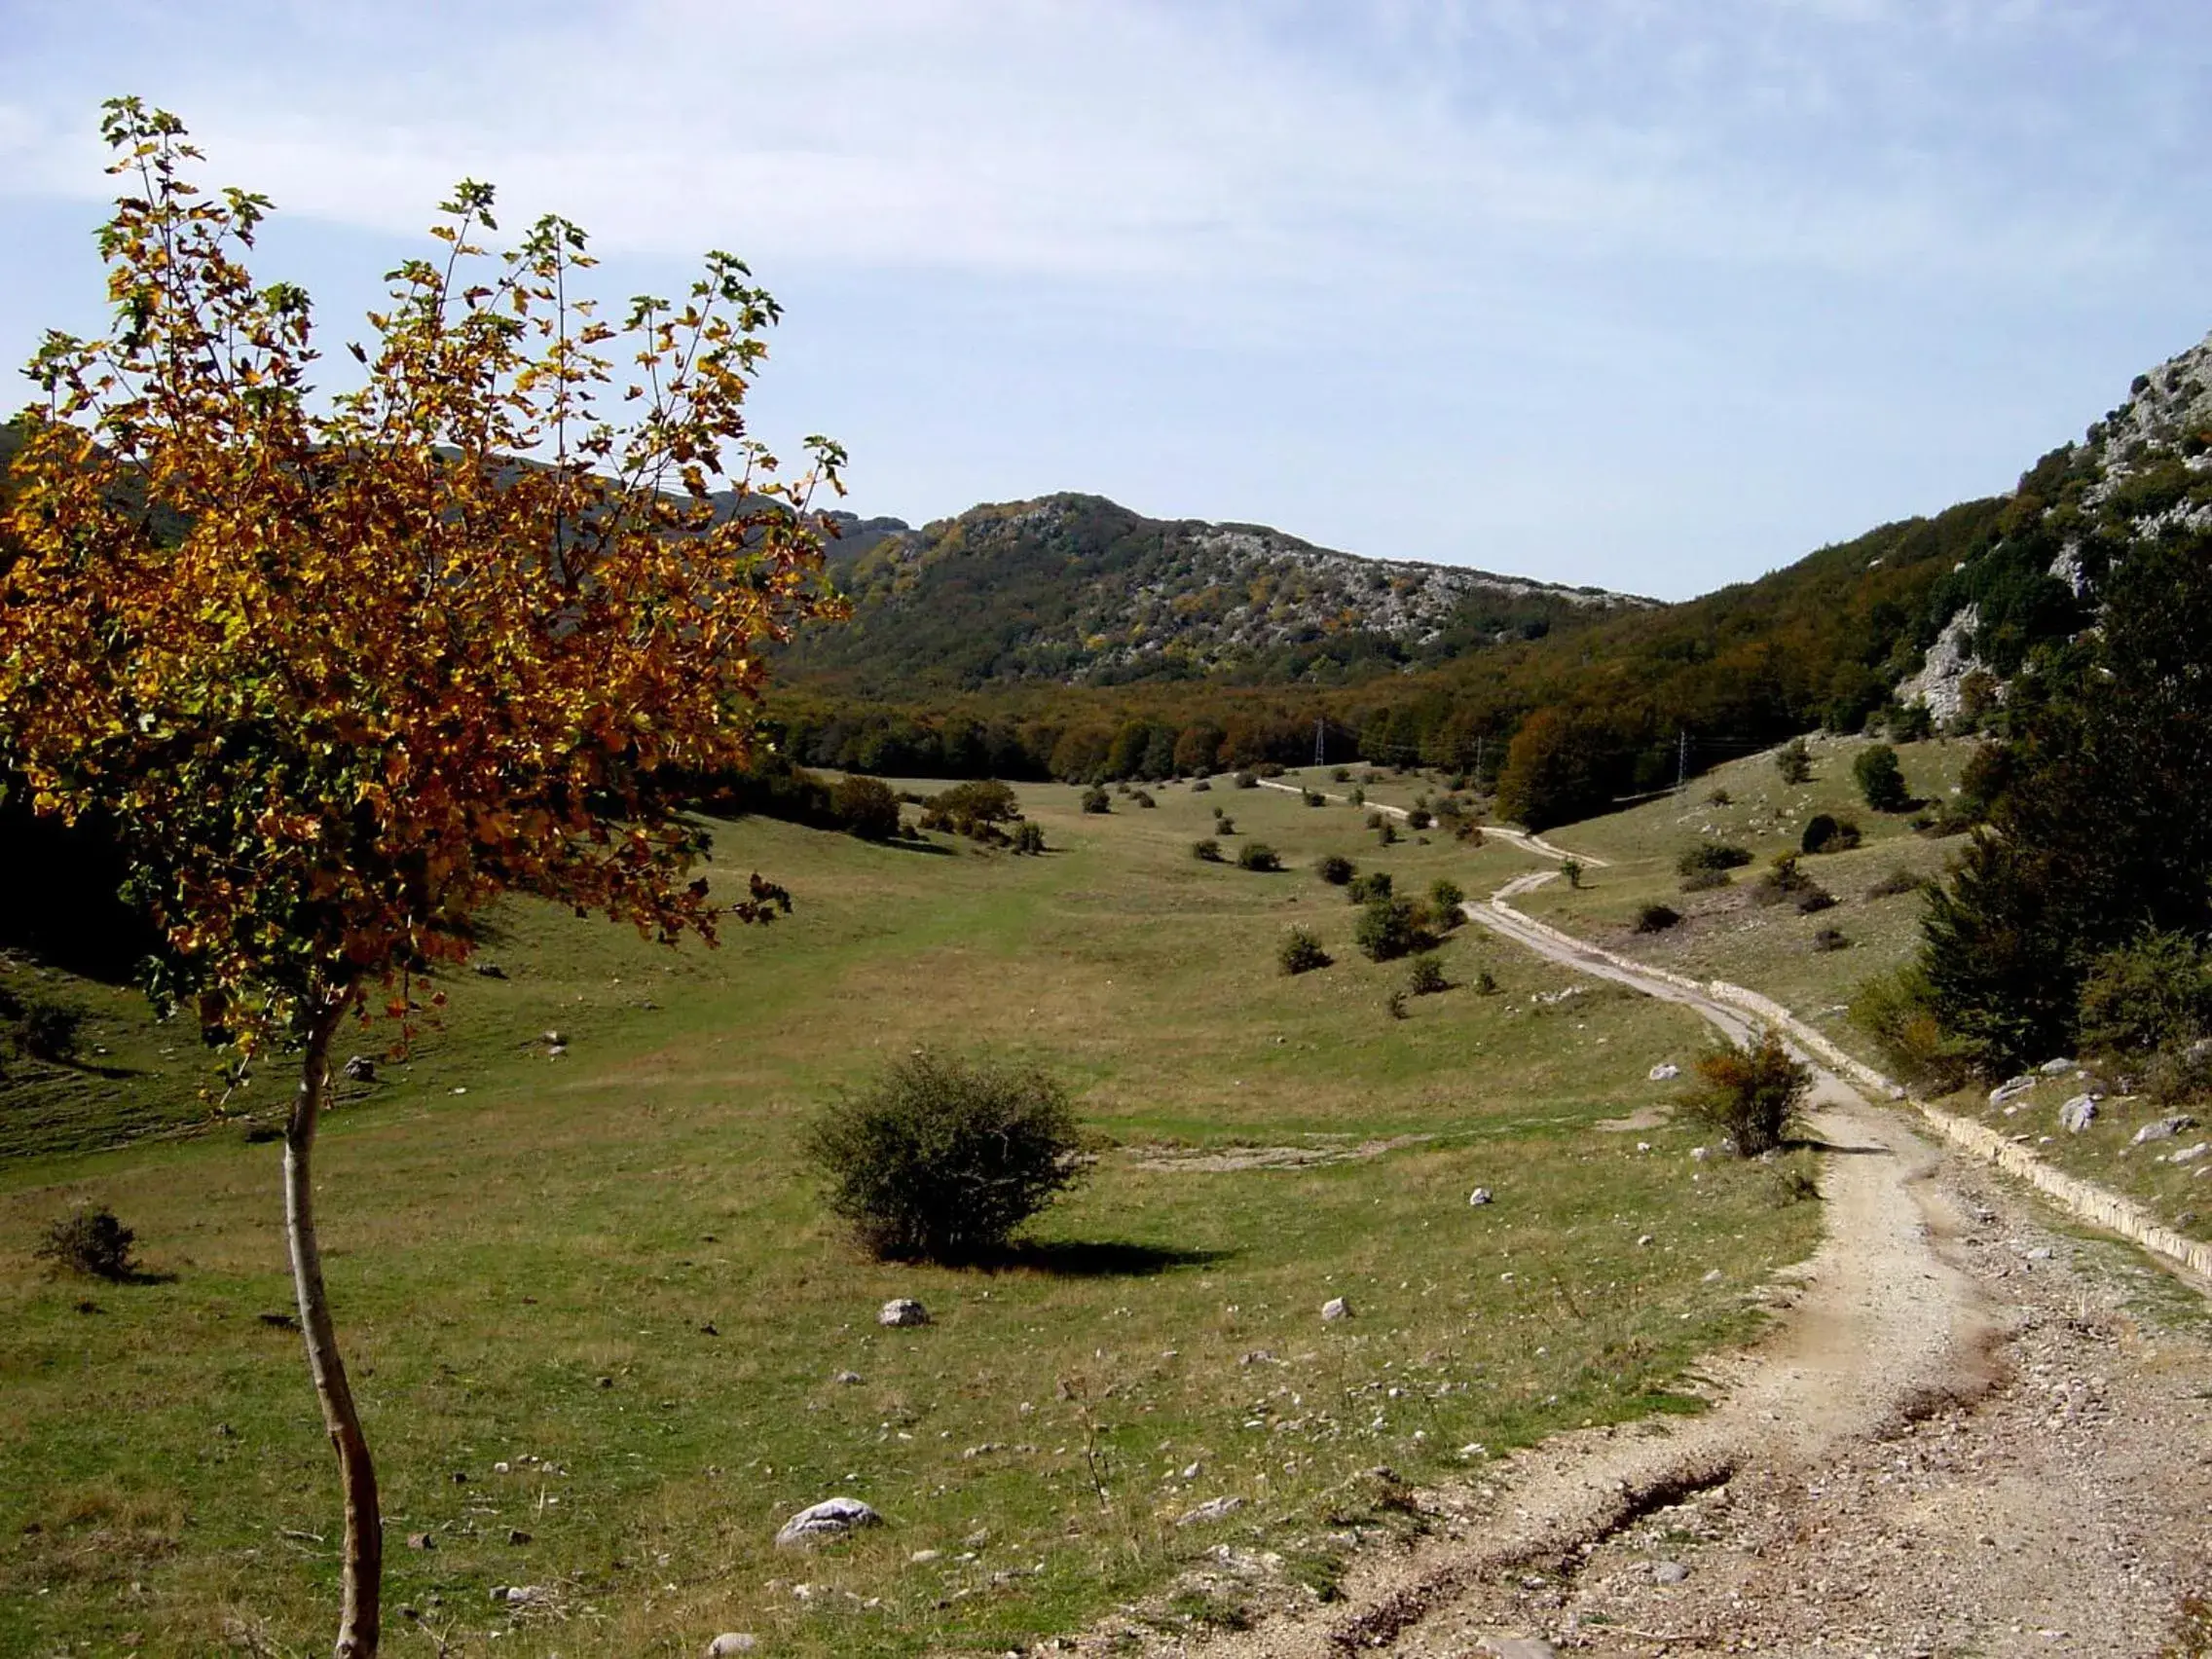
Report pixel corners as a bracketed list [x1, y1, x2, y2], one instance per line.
[1677, 728, 1689, 793]
[1313, 716, 1326, 769]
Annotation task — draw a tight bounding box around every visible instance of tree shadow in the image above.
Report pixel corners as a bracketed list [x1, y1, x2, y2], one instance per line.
[985, 1240, 1236, 1278]
[878, 837, 957, 857]
[1788, 1136, 1893, 1157]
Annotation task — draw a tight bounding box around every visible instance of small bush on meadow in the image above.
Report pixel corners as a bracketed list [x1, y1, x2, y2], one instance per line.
[1561, 858, 1584, 889]
[1315, 853, 1356, 886]
[1811, 927, 1849, 952]
[1278, 928, 1332, 976]
[1302, 789, 1326, 807]
[1331, 767, 1351, 783]
[1851, 968, 1976, 1093]
[1376, 820, 1399, 846]
[806, 1052, 1084, 1262]
[1428, 878, 1465, 924]
[1406, 954, 1448, 995]
[1473, 968, 1499, 995]
[1793, 887, 1837, 915]
[1236, 842, 1283, 872]
[1010, 821, 1047, 855]
[1234, 771, 1259, 789]
[1679, 866, 1731, 893]
[1080, 786, 1111, 814]
[1801, 814, 1862, 855]
[1355, 895, 1431, 962]
[1634, 903, 1681, 934]
[1214, 814, 1237, 836]
[1348, 787, 1366, 806]
[1131, 789, 1156, 809]
[1384, 989, 1409, 1020]
[1681, 1033, 1809, 1157]
[36, 1205, 138, 1281]
[1677, 843, 1751, 877]
[1866, 866, 1924, 899]
[1751, 854, 1814, 907]
[1346, 870, 1393, 904]
[831, 774, 903, 841]
[1774, 737, 1812, 785]
[1193, 837, 1223, 862]
[1406, 807, 1432, 830]
[1854, 744, 1910, 812]
[1190, 777, 1212, 793]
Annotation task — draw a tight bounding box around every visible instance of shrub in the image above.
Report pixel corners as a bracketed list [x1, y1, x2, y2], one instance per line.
[1428, 878, 1465, 925]
[805, 1052, 1084, 1262]
[1259, 763, 1285, 778]
[1707, 788, 1732, 806]
[1850, 968, 1976, 1094]
[1681, 1033, 1809, 1157]
[1131, 789, 1156, 809]
[1406, 954, 1448, 995]
[2144, 1043, 2212, 1108]
[1080, 786, 1111, 814]
[1634, 903, 1681, 934]
[1384, 989, 1409, 1020]
[1866, 866, 1923, 899]
[1190, 778, 1212, 793]
[1315, 853, 1356, 886]
[1331, 767, 1350, 783]
[6, 996, 85, 1063]
[1473, 968, 1499, 995]
[1354, 895, 1431, 962]
[1348, 787, 1365, 806]
[1774, 737, 1812, 785]
[1192, 837, 1223, 863]
[1376, 820, 1399, 846]
[1751, 854, 1813, 906]
[1811, 927, 1849, 952]
[2078, 931, 2212, 1054]
[1561, 858, 1584, 890]
[831, 774, 903, 841]
[1854, 744, 1910, 812]
[1793, 887, 1837, 914]
[35, 1205, 138, 1281]
[1679, 867, 1731, 893]
[1011, 821, 1047, 855]
[1346, 870, 1393, 903]
[1801, 814, 1862, 855]
[921, 779, 1022, 838]
[1677, 843, 1751, 876]
[1278, 928, 1331, 976]
[1364, 810, 1383, 830]
[1236, 841, 1283, 872]
[1406, 807, 1432, 830]
[1234, 770, 1259, 790]
[1214, 815, 1237, 836]
[1302, 789, 1325, 807]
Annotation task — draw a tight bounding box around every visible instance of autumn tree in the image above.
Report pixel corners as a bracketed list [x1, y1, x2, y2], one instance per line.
[0, 102, 844, 1658]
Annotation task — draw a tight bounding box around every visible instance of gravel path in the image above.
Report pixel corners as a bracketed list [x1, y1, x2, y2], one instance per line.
[1107, 866, 2212, 1659]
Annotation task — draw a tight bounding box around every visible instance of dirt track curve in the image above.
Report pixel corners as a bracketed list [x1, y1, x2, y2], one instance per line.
[1093, 863, 2212, 1659]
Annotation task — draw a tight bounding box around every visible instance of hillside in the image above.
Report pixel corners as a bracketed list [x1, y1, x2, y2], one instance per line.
[786, 492, 1649, 692]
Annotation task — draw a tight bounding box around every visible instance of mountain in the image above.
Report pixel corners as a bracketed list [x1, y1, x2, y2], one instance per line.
[786, 493, 1651, 693]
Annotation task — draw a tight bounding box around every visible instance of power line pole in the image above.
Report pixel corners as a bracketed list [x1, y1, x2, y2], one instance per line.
[1313, 716, 1326, 769]
[1677, 728, 1689, 792]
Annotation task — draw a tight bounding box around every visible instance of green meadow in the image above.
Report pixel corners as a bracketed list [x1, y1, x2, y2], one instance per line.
[2, 776, 1823, 1655]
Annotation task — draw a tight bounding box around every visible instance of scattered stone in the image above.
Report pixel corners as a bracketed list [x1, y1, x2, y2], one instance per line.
[775, 1496, 882, 1547]
[1990, 1074, 2038, 1105]
[704, 1636, 756, 1657]
[1176, 1494, 1245, 1527]
[1181, 1459, 1203, 1480]
[494, 1584, 553, 1608]
[1468, 1187, 1493, 1206]
[1653, 1559, 1690, 1584]
[908, 1548, 941, 1565]
[1321, 1297, 1352, 1321]
[2039, 1056, 2077, 1075]
[1637, 1234, 1654, 1247]
[2170, 1142, 2209, 1165]
[2060, 1095, 2099, 1134]
[341, 1054, 377, 1083]
[1648, 1062, 1680, 1082]
[473, 961, 507, 978]
[540, 1029, 568, 1048]
[832, 1369, 864, 1384]
[1702, 1269, 1723, 1282]
[1477, 1639, 1558, 1659]
[2133, 1116, 2196, 1146]
[1690, 1146, 1712, 1161]
[878, 1298, 930, 1328]
[406, 1531, 435, 1551]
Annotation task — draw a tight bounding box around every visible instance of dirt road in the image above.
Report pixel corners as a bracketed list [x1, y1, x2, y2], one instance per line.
[1125, 868, 2212, 1658]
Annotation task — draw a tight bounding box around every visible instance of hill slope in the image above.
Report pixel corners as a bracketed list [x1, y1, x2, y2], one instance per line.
[787, 492, 1650, 692]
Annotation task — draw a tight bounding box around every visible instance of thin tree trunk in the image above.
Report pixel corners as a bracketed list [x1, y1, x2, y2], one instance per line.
[284, 994, 381, 1659]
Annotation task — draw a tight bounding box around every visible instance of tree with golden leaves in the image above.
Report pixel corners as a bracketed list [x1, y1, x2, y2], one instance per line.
[0, 100, 845, 1657]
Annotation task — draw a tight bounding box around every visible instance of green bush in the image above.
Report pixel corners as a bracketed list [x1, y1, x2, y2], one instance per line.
[1854, 744, 1910, 812]
[1850, 968, 1976, 1094]
[1406, 954, 1448, 995]
[1376, 820, 1399, 846]
[1010, 821, 1047, 855]
[1634, 903, 1681, 934]
[1774, 737, 1812, 785]
[1315, 853, 1356, 886]
[1751, 854, 1814, 906]
[1677, 842, 1751, 876]
[5, 996, 85, 1063]
[1428, 878, 1464, 924]
[1681, 1033, 1809, 1157]
[831, 773, 903, 841]
[1793, 886, 1837, 914]
[1865, 866, 1923, 899]
[1406, 807, 1432, 830]
[1348, 787, 1366, 806]
[1189, 777, 1212, 793]
[1213, 815, 1237, 836]
[1473, 968, 1499, 995]
[1302, 789, 1326, 807]
[1384, 989, 1409, 1020]
[1278, 928, 1331, 976]
[2077, 931, 2212, 1054]
[805, 1052, 1084, 1262]
[1354, 895, 1431, 962]
[1346, 870, 1393, 904]
[1801, 814, 1862, 854]
[921, 779, 1022, 838]
[1561, 858, 1584, 889]
[1233, 770, 1259, 790]
[1080, 786, 1111, 814]
[1679, 866, 1731, 893]
[36, 1205, 138, 1281]
[1193, 838, 1223, 863]
[1331, 767, 1350, 783]
[1812, 927, 1849, 952]
[1236, 841, 1283, 872]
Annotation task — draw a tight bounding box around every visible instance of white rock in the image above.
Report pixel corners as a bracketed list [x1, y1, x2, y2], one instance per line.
[2170, 1142, 2209, 1165]
[1468, 1187, 1493, 1206]
[832, 1370, 864, 1384]
[1647, 1062, 1680, 1082]
[1689, 1146, 1712, 1161]
[2134, 1116, 2196, 1146]
[1477, 1639, 1559, 1659]
[705, 1636, 757, 1657]
[2040, 1056, 2077, 1076]
[1653, 1559, 1690, 1584]
[2059, 1095, 2098, 1134]
[1321, 1297, 1352, 1322]
[1990, 1074, 2038, 1106]
[877, 1298, 930, 1328]
[1176, 1494, 1245, 1526]
[775, 1496, 882, 1547]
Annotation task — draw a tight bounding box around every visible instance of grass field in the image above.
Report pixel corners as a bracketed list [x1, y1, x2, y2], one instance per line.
[0, 775, 1825, 1655]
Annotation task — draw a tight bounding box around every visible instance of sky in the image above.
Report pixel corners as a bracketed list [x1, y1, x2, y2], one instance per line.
[1, 1, 2207, 600]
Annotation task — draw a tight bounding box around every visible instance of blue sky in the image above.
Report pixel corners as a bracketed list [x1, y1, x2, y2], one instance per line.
[2, 0, 2206, 598]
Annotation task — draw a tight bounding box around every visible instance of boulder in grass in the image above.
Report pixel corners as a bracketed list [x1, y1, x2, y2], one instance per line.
[2058, 1095, 2098, 1134]
[705, 1636, 757, 1656]
[1321, 1297, 1352, 1321]
[877, 1298, 930, 1328]
[775, 1496, 881, 1547]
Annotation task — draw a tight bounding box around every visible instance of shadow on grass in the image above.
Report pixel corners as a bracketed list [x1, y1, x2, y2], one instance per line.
[1789, 1136, 1893, 1157]
[878, 837, 957, 857]
[987, 1239, 1236, 1278]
